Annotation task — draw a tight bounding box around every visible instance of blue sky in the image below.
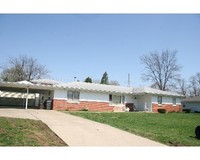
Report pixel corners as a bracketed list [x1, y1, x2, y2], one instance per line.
[0, 14, 200, 87]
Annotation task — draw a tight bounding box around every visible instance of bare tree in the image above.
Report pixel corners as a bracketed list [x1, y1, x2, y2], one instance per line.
[109, 80, 120, 86]
[0, 55, 49, 82]
[189, 72, 200, 96]
[177, 78, 188, 96]
[93, 79, 101, 84]
[140, 50, 181, 91]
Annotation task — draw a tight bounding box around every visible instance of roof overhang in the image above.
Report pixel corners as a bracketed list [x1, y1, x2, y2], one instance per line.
[0, 81, 55, 91]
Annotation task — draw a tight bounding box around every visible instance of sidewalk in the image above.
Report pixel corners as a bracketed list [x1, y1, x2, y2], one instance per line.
[0, 109, 166, 146]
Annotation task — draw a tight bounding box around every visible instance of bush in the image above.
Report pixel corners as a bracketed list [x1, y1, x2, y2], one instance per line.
[158, 109, 166, 114]
[182, 109, 191, 113]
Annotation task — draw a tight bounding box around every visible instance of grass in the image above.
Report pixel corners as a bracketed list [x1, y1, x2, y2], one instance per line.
[67, 111, 200, 146]
[0, 117, 67, 146]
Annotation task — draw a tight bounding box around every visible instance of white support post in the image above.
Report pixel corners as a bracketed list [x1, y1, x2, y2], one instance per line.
[144, 95, 147, 111]
[25, 87, 29, 110]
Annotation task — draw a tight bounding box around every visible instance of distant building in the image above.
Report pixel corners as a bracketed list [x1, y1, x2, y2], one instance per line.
[182, 96, 200, 112]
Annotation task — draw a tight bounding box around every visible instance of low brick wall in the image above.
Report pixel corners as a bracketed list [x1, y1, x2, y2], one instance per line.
[152, 103, 182, 113]
[52, 99, 114, 112]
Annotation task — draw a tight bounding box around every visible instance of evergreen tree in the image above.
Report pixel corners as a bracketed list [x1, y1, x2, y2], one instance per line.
[84, 77, 92, 83]
[100, 72, 109, 85]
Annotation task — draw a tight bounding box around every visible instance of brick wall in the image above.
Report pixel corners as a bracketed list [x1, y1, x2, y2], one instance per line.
[152, 103, 182, 113]
[52, 99, 114, 112]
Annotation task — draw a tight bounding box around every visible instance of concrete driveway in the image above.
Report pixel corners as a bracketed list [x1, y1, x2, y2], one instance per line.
[0, 108, 165, 146]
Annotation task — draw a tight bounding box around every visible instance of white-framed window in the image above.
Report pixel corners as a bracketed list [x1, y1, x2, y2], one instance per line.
[157, 96, 162, 104]
[172, 97, 176, 105]
[67, 91, 80, 101]
[109, 94, 125, 104]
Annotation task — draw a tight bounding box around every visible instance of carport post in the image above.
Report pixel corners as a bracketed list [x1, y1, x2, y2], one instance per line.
[25, 87, 29, 110]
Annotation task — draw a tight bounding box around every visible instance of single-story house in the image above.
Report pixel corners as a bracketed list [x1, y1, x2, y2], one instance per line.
[181, 96, 200, 112]
[0, 79, 184, 112]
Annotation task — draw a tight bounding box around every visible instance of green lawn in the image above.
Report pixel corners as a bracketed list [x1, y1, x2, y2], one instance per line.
[67, 112, 200, 146]
[0, 117, 67, 146]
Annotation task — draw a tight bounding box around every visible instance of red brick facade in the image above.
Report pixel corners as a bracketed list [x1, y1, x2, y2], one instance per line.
[52, 100, 182, 113]
[52, 99, 114, 112]
[152, 103, 182, 113]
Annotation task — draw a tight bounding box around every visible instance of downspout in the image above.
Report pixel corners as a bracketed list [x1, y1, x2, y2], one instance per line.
[25, 87, 29, 110]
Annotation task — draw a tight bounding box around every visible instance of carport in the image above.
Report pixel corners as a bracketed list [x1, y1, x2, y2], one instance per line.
[0, 81, 54, 109]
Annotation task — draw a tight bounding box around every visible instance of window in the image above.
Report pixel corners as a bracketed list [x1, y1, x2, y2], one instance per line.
[173, 98, 176, 105]
[67, 91, 80, 101]
[157, 96, 162, 104]
[112, 95, 121, 104]
[67, 91, 73, 100]
[73, 92, 80, 100]
[109, 94, 125, 104]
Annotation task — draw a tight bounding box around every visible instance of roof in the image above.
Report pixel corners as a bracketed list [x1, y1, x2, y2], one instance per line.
[0, 79, 184, 97]
[182, 96, 200, 102]
[57, 82, 134, 94]
[0, 81, 55, 90]
[17, 80, 33, 85]
[56, 82, 183, 97]
[31, 79, 62, 85]
[133, 86, 183, 97]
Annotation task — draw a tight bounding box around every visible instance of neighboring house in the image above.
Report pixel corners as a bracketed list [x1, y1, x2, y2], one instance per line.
[0, 79, 183, 112]
[181, 96, 200, 112]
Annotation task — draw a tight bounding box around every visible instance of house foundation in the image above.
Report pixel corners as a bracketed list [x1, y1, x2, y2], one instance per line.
[52, 99, 114, 112]
[152, 103, 182, 112]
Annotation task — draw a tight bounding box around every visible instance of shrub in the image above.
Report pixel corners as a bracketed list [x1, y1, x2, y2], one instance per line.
[157, 109, 166, 114]
[182, 109, 191, 113]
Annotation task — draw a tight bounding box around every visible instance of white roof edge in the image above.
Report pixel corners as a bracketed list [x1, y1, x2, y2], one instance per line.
[0, 81, 183, 97]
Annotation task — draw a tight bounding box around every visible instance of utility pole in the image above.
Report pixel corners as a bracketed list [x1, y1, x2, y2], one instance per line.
[128, 74, 130, 87]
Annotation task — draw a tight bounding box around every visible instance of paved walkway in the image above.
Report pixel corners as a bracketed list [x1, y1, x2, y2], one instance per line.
[0, 109, 166, 146]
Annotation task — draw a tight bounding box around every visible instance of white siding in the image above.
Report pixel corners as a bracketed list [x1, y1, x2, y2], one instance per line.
[162, 96, 173, 104]
[146, 95, 152, 112]
[54, 89, 67, 100]
[176, 98, 182, 104]
[80, 91, 109, 102]
[125, 95, 134, 103]
[54, 90, 109, 102]
[137, 96, 145, 111]
[153, 95, 173, 104]
[152, 95, 157, 103]
[125, 95, 138, 108]
[54, 90, 133, 104]
[136, 95, 152, 111]
[152, 95, 182, 105]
